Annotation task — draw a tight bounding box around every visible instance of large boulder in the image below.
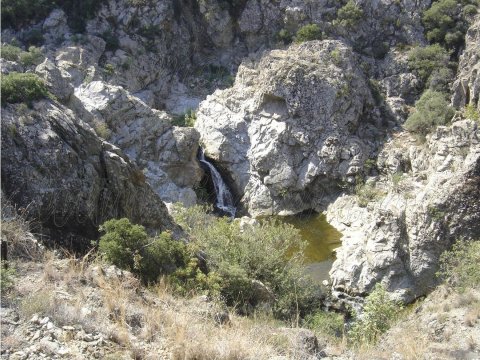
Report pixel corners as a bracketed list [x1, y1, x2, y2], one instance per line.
[195, 40, 380, 216]
[1, 100, 179, 249]
[327, 120, 480, 302]
[73, 81, 202, 206]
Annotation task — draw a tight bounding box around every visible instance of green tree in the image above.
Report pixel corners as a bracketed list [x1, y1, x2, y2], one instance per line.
[404, 90, 454, 137]
[294, 24, 322, 43]
[335, 0, 364, 28]
[407, 44, 452, 85]
[1, 72, 50, 107]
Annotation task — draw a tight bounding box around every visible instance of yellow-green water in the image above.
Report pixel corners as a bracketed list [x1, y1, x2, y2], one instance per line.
[282, 213, 342, 263]
[279, 213, 343, 282]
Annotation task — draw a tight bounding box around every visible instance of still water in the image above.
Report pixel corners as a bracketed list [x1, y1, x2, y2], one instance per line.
[280, 213, 342, 283]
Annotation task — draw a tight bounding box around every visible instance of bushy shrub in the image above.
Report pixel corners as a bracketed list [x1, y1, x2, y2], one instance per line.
[438, 240, 480, 290]
[355, 181, 383, 207]
[404, 90, 454, 137]
[422, 0, 477, 51]
[464, 104, 480, 122]
[1, 72, 50, 106]
[348, 284, 401, 346]
[335, 0, 364, 28]
[171, 205, 320, 319]
[101, 30, 120, 52]
[304, 310, 344, 338]
[172, 109, 196, 127]
[1, 44, 22, 61]
[98, 218, 188, 284]
[407, 44, 452, 85]
[0, 263, 16, 293]
[294, 24, 322, 43]
[1, 45, 44, 67]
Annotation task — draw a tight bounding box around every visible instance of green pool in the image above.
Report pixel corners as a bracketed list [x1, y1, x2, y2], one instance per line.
[280, 213, 343, 282]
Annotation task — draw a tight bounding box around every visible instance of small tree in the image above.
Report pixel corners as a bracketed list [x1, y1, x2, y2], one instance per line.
[294, 24, 322, 43]
[348, 284, 401, 346]
[404, 90, 454, 137]
[335, 0, 364, 28]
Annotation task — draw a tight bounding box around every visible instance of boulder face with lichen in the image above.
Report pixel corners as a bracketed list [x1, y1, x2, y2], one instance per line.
[196, 40, 381, 217]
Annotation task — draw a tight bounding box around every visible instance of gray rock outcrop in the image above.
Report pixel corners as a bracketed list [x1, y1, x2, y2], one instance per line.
[1, 100, 179, 248]
[452, 16, 480, 110]
[327, 120, 480, 302]
[196, 40, 380, 216]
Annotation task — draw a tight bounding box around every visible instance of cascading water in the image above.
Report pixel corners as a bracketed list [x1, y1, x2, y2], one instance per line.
[198, 148, 236, 218]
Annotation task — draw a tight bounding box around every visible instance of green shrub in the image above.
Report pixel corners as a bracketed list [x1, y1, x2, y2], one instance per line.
[464, 104, 480, 121]
[172, 109, 196, 127]
[1, 44, 22, 61]
[1, 72, 50, 106]
[348, 284, 401, 347]
[355, 181, 383, 207]
[438, 240, 480, 290]
[171, 205, 320, 319]
[18, 46, 44, 66]
[294, 24, 322, 43]
[0, 263, 15, 293]
[407, 44, 452, 85]
[404, 90, 454, 137]
[98, 218, 188, 284]
[304, 310, 344, 338]
[335, 0, 364, 28]
[103, 63, 115, 77]
[22, 29, 44, 46]
[277, 29, 292, 44]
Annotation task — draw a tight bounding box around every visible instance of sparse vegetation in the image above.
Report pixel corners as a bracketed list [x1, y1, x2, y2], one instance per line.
[464, 104, 480, 122]
[355, 181, 383, 207]
[438, 239, 480, 291]
[349, 284, 402, 347]
[304, 310, 344, 338]
[1, 72, 50, 107]
[172, 109, 196, 127]
[0, 264, 16, 293]
[1, 44, 44, 67]
[294, 24, 322, 43]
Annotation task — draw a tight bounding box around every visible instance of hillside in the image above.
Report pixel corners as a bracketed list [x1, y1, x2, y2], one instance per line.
[1, 0, 480, 359]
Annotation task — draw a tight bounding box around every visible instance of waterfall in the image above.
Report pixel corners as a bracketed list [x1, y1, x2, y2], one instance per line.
[198, 148, 236, 218]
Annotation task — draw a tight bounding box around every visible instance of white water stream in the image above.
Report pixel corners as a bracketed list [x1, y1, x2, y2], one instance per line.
[198, 148, 236, 218]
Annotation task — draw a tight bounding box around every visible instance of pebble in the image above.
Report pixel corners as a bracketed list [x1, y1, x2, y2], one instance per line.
[39, 317, 50, 325]
[31, 330, 41, 341]
[30, 314, 40, 324]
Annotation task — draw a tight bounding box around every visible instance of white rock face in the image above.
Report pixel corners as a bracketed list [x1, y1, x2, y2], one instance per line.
[328, 120, 480, 302]
[196, 40, 378, 216]
[452, 16, 480, 111]
[74, 81, 202, 206]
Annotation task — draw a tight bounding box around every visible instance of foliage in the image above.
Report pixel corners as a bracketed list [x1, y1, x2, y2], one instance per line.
[1, 72, 50, 107]
[294, 24, 322, 43]
[1, 44, 22, 61]
[101, 30, 120, 52]
[1, 45, 44, 67]
[277, 29, 292, 44]
[103, 63, 116, 77]
[464, 104, 480, 122]
[171, 205, 320, 319]
[172, 109, 196, 127]
[355, 181, 383, 207]
[304, 310, 344, 338]
[438, 240, 480, 291]
[98, 218, 188, 284]
[404, 90, 454, 137]
[407, 44, 452, 86]
[335, 0, 364, 28]
[422, 0, 477, 51]
[0, 263, 16, 293]
[348, 284, 401, 347]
